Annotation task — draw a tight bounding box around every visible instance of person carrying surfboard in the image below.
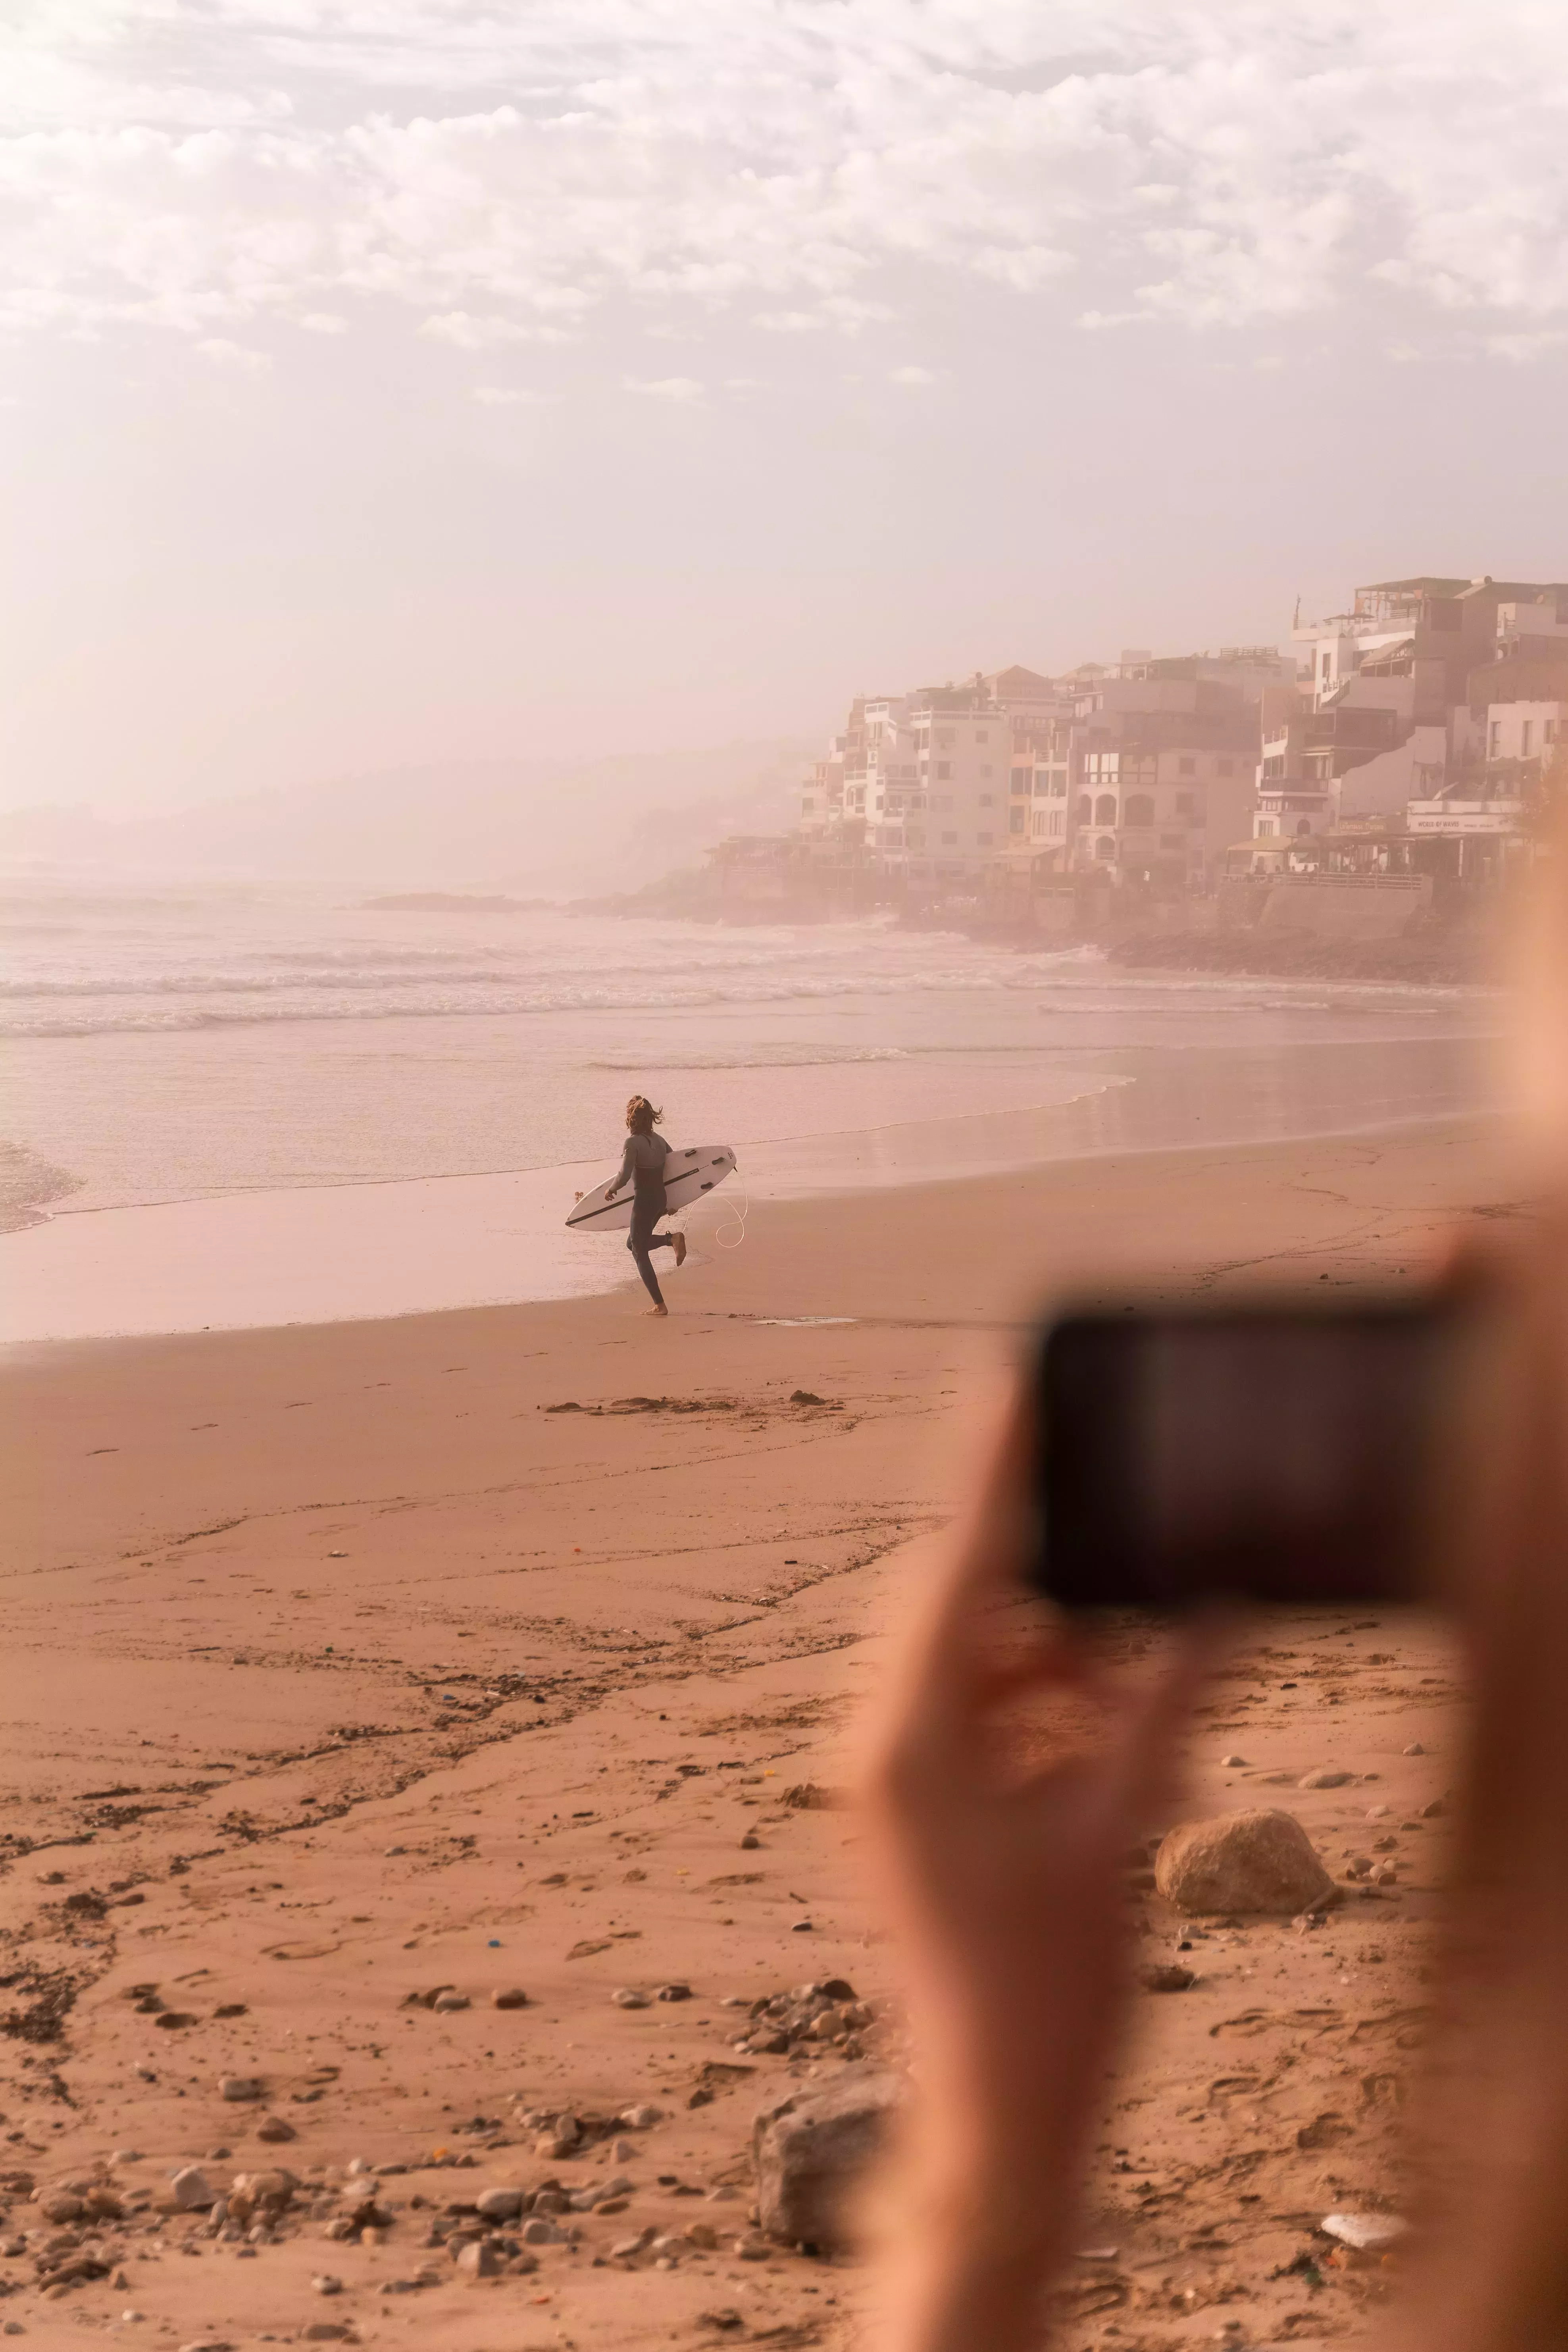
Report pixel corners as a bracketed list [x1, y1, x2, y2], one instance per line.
[604, 1095, 687, 1316]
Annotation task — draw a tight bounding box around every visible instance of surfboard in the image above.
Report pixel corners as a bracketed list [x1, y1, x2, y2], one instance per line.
[564, 1145, 737, 1233]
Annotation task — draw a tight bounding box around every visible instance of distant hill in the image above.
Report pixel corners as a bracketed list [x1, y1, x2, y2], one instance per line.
[0, 739, 814, 894]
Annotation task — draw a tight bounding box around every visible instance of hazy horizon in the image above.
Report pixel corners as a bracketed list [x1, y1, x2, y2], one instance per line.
[3, 2, 1566, 820]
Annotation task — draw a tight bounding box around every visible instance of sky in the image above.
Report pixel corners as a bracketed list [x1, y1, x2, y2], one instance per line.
[3, 0, 1567, 816]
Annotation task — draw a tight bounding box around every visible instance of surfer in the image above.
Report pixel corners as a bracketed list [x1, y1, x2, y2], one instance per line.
[604, 1095, 687, 1316]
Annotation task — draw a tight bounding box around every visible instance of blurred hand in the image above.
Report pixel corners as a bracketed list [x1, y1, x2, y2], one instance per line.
[862, 1387, 1218, 2350]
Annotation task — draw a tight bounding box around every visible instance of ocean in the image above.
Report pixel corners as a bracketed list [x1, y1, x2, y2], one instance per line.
[0, 882, 1503, 1338]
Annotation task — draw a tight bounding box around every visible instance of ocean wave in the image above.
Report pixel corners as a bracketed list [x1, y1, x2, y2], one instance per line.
[587, 1044, 910, 1070]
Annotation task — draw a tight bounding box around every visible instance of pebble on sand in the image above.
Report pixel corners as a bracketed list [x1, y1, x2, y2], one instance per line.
[1220, 1755, 1246, 1767]
[491, 1986, 529, 2009]
[219, 2076, 264, 2102]
[1297, 1769, 1354, 1789]
[1322, 2211, 1410, 2252]
[169, 2165, 217, 2211]
[1403, 1742, 1425, 1756]
[612, 1987, 653, 2009]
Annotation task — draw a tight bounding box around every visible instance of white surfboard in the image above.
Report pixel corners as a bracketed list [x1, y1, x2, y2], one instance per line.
[565, 1144, 737, 1233]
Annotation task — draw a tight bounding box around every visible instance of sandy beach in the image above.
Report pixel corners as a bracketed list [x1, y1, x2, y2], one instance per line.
[0, 1113, 1512, 2349]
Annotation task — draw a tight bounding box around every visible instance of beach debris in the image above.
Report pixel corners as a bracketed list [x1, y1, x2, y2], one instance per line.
[491, 1986, 529, 2009]
[732, 1980, 875, 2060]
[1298, 1769, 1354, 1789]
[1403, 1742, 1425, 1755]
[657, 1982, 693, 2002]
[1156, 1809, 1337, 1916]
[781, 1782, 848, 1811]
[613, 1987, 653, 2009]
[310, 2271, 344, 2295]
[402, 1983, 456, 2009]
[219, 2075, 264, 2103]
[1139, 1962, 1197, 1992]
[1322, 2211, 1410, 2252]
[433, 1989, 471, 2013]
[226, 2170, 297, 2224]
[169, 2165, 218, 2211]
[1220, 1754, 1246, 1767]
[753, 2072, 904, 2249]
[791, 1919, 814, 1933]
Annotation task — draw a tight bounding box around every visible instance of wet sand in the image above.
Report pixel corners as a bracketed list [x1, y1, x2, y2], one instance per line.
[0, 1115, 1512, 2348]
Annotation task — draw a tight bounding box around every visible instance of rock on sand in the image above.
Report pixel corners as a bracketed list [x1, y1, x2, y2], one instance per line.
[1156, 1808, 1336, 1916]
[752, 2073, 903, 2250]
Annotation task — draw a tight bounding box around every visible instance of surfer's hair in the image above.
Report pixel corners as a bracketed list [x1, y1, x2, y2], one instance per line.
[625, 1095, 662, 1134]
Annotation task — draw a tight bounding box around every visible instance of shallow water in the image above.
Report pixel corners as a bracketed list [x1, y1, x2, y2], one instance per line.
[0, 884, 1504, 1337]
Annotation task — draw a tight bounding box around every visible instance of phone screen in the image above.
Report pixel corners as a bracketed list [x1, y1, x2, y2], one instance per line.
[1037, 1298, 1458, 1610]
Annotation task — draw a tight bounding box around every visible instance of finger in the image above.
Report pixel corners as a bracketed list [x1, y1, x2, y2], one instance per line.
[1107, 1611, 1235, 1828]
[863, 1378, 1041, 1808]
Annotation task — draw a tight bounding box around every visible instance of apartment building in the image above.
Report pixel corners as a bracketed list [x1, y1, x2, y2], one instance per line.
[1258, 575, 1568, 851]
[1065, 664, 1263, 889]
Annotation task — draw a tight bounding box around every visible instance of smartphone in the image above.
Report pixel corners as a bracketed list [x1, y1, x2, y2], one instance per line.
[1034, 1291, 1466, 1610]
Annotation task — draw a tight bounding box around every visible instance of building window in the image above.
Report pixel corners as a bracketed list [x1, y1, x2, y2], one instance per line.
[1075, 795, 1092, 823]
[941, 830, 957, 845]
[1522, 720, 1534, 756]
[1546, 718, 1558, 743]
[1175, 791, 1195, 815]
[1296, 818, 1313, 837]
[1050, 769, 1067, 797]
[1489, 721, 1501, 756]
[936, 761, 951, 779]
[1009, 808, 1025, 834]
[1050, 809, 1064, 836]
[979, 764, 993, 778]
[978, 793, 994, 807]
[1123, 793, 1154, 827]
[977, 831, 993, 846]
[1178, 756, 1196, 777]
[1011, 767, 1031, 793]
[1095, 836, 1116, 861]
[1257, 819, 1275, 836]
[1094, 793, 1117, 824]
[1160, 833, 1183, 850]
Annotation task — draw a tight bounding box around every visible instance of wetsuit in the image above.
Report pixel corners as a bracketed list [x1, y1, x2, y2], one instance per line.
[614, 1130, 675, 1306]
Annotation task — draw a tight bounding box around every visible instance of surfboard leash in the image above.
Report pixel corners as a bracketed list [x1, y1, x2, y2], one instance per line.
[712, 1160, 750, 1252]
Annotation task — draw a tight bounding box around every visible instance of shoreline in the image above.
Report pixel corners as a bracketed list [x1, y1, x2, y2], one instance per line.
[0, 1113, 1504, 2348]
[1, 1045, 1500, 1345]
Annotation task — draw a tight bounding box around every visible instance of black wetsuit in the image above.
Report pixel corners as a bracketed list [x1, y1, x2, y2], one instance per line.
[616, 1130, 675, 1305]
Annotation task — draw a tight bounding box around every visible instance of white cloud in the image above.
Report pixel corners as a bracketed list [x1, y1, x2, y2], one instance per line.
[889, 364, 936, 386]
[471, 382, 544, 404]
[298, 311, 347, 333]
[2, 2, 1567, 357]
[624, 375, 704, 401]
[196, 336, 268, 369]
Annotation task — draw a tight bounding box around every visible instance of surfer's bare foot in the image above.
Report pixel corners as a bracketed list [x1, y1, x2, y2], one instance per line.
[646, 1303, 668, 1318]
[672, 1232, 687, 1268]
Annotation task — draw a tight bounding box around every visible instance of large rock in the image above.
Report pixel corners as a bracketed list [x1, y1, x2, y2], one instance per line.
[752, 2073, 903, 2250]
[1155, 1808, 1335, 1916]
